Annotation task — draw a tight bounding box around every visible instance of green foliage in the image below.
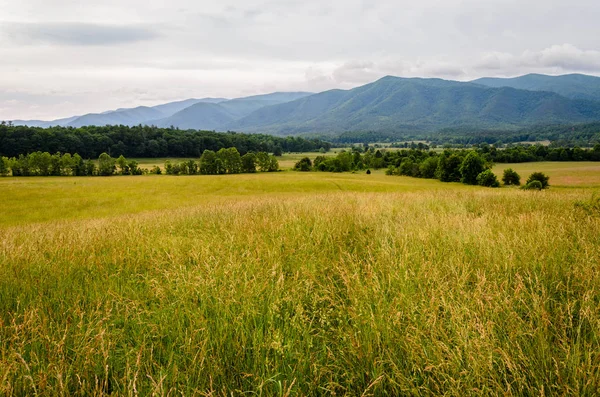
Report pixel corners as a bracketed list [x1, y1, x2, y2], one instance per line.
[116, 155, 129, 175]
[294, 157, 313, 172]
[526, 172, 550, 189]
[98, 153, 116, 176]
[241, 153, 257, 173]
[502, 168, 521, 186]
[477, 170, 500, 187]
[0, 156, 8, 176]
[460, 151, 487, 185]
[199, 150, 218, 175]
[523, 180, 544, 190]
[436, 153, 463, 182]
[0, 124, 331, 158]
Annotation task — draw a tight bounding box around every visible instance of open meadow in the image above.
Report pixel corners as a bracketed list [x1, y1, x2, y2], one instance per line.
[1, 163, 600, 395]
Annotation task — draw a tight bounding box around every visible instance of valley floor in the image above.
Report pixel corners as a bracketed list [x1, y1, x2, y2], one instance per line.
[1, 162, 599, 395]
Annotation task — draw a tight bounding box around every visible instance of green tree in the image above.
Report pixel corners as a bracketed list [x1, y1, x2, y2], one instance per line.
[0, 156, 9, 176]
[268, 155, 279, 172]
[98, 153, 115, 176]
[460, 151, 486, 185]
[128, 160, 142, 175]
[116, 155, 130, 175]
[436, 154, 462, 182]
[217, 148, 242, 174]
[477, 170, 500, 187]
[256, 152, 271, 172]
[419, 156, 439, 179]
[502, 168, 521, 186]
[71, 154, 85, 176]
[199, 150, 218, 175]
[294, 157, 312, 171]
[60, 153, 74, 176]
[526, 172, 550, 189]
[84, 160, 96, 176]
[241, 153, 257, 173]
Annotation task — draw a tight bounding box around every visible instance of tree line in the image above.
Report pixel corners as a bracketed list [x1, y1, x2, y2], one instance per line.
[475, 143, 600, 163]
[164, 149, 279, 175]
[0, 148, 279, 177]
[0, 152, 142, 176]
[309, 122, 600, 148]
[294, 148, 555, 189]
[0, 123, 331, 158]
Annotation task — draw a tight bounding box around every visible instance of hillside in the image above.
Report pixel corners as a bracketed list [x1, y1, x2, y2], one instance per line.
[227, 76, 600, 134]
[154, 103, 237, 130]
[155, 92, 312, 129]
[472, 73, 600, 102]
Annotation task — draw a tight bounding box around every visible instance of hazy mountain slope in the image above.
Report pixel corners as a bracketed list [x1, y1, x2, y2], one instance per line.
[155, 92, 313, 129]
[154, 103, 237, 130]
[472, 73, 600, 102]
[228, 76, 600, 134]
[151, 98, 227, 117]
[11, 116, 80, 127]
[67, 106, 166, 127]
[9, 98, 227, 128]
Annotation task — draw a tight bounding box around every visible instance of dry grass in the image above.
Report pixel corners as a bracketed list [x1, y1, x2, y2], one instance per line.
[1, 167, 600, 395]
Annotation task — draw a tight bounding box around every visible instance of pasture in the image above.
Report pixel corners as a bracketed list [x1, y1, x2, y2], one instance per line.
[1, 163, 599, 395]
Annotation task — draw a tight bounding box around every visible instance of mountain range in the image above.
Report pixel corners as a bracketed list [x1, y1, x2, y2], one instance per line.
[9, 73, 600, 135]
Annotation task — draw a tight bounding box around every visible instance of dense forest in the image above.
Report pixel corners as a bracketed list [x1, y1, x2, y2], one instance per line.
[0, 123, 331, 158]
[313, 122, 600, 147]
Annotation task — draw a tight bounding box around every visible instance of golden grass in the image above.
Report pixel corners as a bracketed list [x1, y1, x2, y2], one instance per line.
[1, 165, 600, 395]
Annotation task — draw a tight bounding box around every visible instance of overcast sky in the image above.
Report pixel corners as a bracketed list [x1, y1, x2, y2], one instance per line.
[1, 0, 600, 120]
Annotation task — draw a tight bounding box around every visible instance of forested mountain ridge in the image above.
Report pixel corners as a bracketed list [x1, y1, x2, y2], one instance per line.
[472, 73, 600, 102]
[6, 74, 600, 136]
[154, 92, 313, 129]
[227, 76, 600, 134]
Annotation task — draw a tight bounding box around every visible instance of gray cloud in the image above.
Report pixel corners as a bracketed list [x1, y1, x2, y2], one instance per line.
[1, 0, 600, 120]
[0, 22, 160, 46]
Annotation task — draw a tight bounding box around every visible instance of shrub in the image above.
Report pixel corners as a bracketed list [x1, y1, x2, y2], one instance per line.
[502, 168, 521, 185]
[366, 169, 371, 175]
[526, 172, 550, 189]
[476, 170, 500, 187]
[523, 180, 543, 190]
[294, 157, 312, 172]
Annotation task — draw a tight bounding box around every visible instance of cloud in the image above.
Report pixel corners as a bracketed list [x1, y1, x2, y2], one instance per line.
[0, 22, 160, 46]
[474, 44, 600, 76]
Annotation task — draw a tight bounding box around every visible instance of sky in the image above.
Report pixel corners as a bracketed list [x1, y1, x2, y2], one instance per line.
[1, 0, 600, 120]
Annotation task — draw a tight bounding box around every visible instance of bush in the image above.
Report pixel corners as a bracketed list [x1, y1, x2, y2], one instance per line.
[502, 168, 521, 185]
[476, 170, 500, 187]
[526, 172, 550, 189]
[523, 180, 543, 190]
[366, 169, 371, 175]
[294, 157, 312, 172]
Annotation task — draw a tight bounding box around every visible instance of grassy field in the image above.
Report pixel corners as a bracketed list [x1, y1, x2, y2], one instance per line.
[1, 163, 600, 395]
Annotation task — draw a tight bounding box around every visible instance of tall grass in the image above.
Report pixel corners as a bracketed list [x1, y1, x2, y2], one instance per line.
[1, 186, 599, 395]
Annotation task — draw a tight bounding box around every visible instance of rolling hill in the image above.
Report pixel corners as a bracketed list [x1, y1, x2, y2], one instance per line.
[472, 73, 600, 102]
[226, 76, 600, 134]
[154, 92, 313, 129]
